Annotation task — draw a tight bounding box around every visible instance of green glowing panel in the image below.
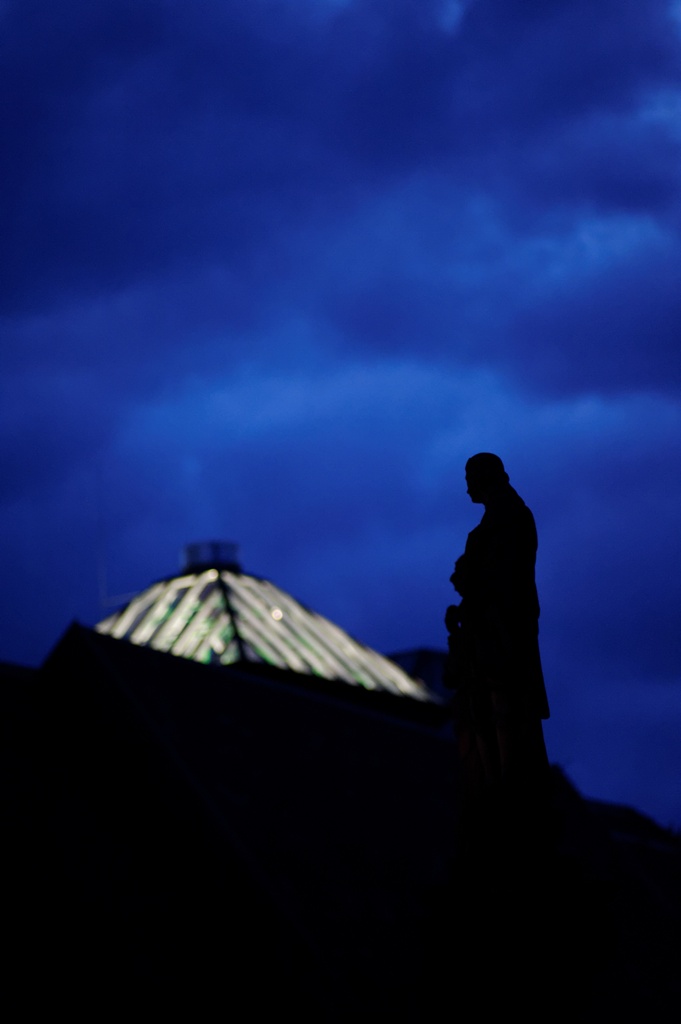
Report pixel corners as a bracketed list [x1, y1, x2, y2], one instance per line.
[95, 566, 436, 703]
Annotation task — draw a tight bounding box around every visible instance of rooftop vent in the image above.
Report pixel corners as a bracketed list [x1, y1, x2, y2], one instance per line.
[182, 541, 241, 574]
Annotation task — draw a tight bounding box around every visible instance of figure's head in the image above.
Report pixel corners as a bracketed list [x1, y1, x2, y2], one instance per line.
[465, 452, 509, 503]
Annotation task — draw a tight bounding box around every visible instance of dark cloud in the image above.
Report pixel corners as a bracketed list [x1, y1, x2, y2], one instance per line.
[452, 0, 680, 131]
[3, 0, 679, 321]
[324, 205, 681, 397]
[516, 111, 681, 214]
[507, 245, 681, 395]
[1, 0, 329, 312]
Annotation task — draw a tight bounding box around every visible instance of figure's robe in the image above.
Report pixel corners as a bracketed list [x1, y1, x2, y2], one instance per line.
[451, 483, 550, 721]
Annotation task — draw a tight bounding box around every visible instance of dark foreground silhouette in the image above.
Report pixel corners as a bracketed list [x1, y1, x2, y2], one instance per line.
[2, 587, 680, 1020]
[433, 454, 679, 1020]
[445, 453, 552, 835]
[423, 764, 681, 1022]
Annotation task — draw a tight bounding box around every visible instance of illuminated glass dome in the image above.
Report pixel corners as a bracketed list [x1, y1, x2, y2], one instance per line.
[96, 541, 434, 702]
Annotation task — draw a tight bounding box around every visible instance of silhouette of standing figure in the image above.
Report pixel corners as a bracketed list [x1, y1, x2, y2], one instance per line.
[445, 453, 550, 819]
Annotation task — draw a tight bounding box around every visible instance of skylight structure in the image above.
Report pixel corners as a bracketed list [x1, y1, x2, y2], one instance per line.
[96, 543, 433, 702]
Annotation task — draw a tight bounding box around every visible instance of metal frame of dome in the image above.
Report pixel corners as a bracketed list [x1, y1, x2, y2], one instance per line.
[96, 559, 435, 702]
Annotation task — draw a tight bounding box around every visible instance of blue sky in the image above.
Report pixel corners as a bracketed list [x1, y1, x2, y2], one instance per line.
[2, 0, 680, 828]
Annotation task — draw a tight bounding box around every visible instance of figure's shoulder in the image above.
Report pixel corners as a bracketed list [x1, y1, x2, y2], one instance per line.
[507, 486, 535, 518]
[516, 501, 538, 545]
[499, 490, 538, 539]
[518, 499, 536, 523]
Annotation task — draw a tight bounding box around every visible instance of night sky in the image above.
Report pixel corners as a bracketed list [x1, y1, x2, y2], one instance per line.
[2, 0, 680, 828]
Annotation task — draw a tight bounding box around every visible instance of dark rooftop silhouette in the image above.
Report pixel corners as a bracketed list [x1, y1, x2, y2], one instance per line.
[2, 546, 680, 1018]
